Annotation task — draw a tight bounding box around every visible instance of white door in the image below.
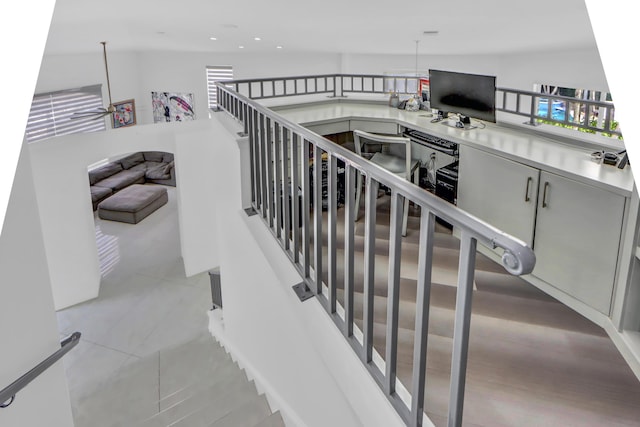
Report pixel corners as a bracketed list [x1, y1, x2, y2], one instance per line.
[532, 171, 625, 314]
[458, 145, 539, 247]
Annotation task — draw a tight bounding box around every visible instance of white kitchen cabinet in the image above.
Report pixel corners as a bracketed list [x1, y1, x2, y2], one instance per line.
[458, 145, 539, 247]
[458, 145, 626, 315]
[532, 171, 625, 314]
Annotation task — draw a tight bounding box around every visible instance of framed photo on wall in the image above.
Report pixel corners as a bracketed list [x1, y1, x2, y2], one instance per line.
[112, 99, 136, 129]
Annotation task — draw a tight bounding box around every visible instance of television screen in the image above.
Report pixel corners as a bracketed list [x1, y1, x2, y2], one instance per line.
[429, 69, 496, 123]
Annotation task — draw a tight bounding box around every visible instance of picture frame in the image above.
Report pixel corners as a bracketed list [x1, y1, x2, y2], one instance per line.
[111, 99, 136, 129]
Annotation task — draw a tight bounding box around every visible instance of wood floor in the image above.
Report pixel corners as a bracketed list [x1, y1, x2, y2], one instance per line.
[309, 193, 640, 427]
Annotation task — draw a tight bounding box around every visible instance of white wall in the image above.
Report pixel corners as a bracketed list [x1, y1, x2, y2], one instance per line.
[28, 119, 220, 309]
[207, 112, 406, 427]
[343, 47, 609, 93]
[0, 147, 74, 427]
[36, 51, 342, 127]
[35, 47, 609, 131]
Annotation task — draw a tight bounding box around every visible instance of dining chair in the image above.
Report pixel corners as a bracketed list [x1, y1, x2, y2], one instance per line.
[352, 129, 420, 236]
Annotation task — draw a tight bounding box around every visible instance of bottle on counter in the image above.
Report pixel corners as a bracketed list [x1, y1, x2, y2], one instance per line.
[388, 92, 399, 108]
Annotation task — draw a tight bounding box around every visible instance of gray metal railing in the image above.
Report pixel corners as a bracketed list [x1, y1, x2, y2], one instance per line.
[220, 73, 621, 138]
[224, 74, 423, 100]
[216, 81, 536, 427]
[495, 87, 621, 137]
[1, 332, 81, 408]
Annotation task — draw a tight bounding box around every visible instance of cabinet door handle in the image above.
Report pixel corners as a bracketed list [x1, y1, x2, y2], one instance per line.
[542, 182, 550, 208]
[525, 177, 533, 202]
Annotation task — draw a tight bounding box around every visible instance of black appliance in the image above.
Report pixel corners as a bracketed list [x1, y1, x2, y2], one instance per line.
[435, 161, 458, 228]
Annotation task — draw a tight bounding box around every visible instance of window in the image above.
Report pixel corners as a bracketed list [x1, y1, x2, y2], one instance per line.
[25, 84, 106, 143]
[206, 66, 234, 109]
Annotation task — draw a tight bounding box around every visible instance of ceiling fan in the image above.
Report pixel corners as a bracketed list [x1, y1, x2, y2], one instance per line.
[72, 41, 116, 120]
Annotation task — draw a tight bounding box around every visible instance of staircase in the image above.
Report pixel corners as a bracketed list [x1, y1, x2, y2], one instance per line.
[310, 193, 640, 426]
[71, 333, 286, 427]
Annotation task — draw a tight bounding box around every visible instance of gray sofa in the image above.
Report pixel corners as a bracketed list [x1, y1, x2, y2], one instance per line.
[89, 151, 175, 210]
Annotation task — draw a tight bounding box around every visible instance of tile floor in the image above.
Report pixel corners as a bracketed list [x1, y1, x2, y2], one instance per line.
[56, 186, 214, 408]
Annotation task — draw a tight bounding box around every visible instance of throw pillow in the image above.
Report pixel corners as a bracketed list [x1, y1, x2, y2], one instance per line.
[119, 152, 145, 169]
[143, 151, 165, 162]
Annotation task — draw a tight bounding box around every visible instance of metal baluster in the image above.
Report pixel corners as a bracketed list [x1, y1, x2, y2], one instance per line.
[385, 191, 403, 395]
[410, 208, 436, 427]
[242, 102, 248, 135]
[313, 144, 323, 294]
[274, 123, 283, 239]
[250, 109, 262, 211]
[282, 127, 291, 250]
[447, 231, 477, 427]
[343, 164, 356, 337]
[291, 133, 300, 263]
[327, 154, 338, 313]
[259, 113, 268, 218]
[301, 139, 311, 278]
[363, 175, 379, 363]
[266, 118, 275, 228]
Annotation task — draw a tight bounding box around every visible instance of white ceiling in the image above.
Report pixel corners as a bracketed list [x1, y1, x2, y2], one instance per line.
[44, 0, 598, 56]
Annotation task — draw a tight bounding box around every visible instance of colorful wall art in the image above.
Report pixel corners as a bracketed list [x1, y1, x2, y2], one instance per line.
[111, 99, 136, 129]
[151, 92, 195, 123]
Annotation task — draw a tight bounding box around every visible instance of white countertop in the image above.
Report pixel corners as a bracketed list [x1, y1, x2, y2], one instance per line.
[273, 101, 636, 197]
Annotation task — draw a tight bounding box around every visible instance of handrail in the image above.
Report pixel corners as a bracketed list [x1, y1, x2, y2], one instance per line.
[223, 73, 425, 100]
[219, 73, 621, 139]
[217, 81, 535, 275]
[0, 332, 81, 408]
[216, 79, 536, 427]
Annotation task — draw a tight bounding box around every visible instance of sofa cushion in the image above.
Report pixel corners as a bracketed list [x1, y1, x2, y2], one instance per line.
[143, 151, 165, 163]
[90, 186, 113, 211]
[163, 161, 174, 174]
[93, 169, 146, 191]
[89, 162, 123, 185]
[90, 185, 113, 202]
[162, 152, 174, 163]
[146, 164, 171, 180]
[119, 152, 145, 169]
[128, 163, 148, 172]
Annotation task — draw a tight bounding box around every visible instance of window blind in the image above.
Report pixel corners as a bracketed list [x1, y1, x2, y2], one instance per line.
[25, 84, 106, 143]
[206, 66, 234, 109]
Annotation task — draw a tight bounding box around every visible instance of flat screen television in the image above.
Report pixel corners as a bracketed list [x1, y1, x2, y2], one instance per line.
[429, 69, 496, 123]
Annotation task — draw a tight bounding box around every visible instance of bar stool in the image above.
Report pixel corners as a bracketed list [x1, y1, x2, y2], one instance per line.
[353, 129, 420, 236]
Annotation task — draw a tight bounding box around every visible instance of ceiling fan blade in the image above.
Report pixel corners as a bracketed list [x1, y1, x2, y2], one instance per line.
[71, 108, 109, 119]
[90, 111, 112, 120]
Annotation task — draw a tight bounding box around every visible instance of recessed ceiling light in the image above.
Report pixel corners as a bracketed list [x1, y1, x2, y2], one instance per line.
[210, 37, 217, 41]
[276, 46, 283, 49]
[254, 37, 261, 41]
[239, 45, 244, 49]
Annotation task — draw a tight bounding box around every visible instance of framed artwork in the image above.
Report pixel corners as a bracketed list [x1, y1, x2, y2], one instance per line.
[111, 99, 136, 129]
[151, 92, 195, 123]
